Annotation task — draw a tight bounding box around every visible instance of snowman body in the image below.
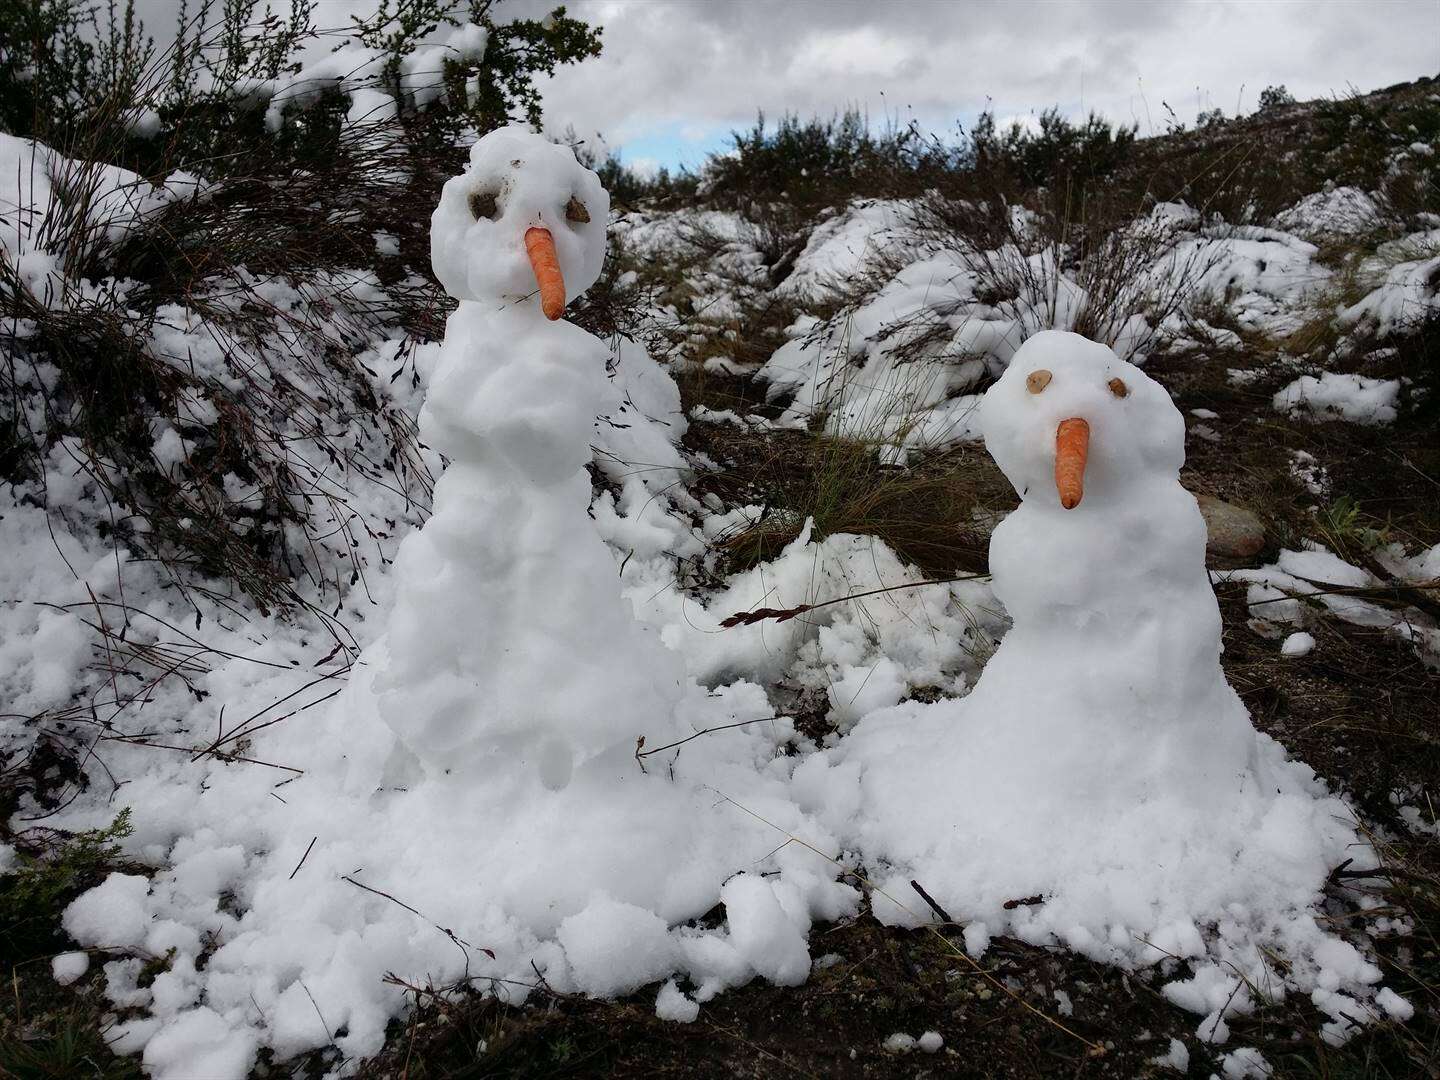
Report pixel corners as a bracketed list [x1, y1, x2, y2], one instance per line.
[966, 330, 1263, 809]
[371, 128, 684, 786]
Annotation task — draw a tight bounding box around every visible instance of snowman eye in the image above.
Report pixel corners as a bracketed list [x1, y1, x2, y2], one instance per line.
[468, 190, 500, 220]
[1108, 377, 1129, 398]
[1026, 369, 1052, 394]
[565, 196, 591, 224]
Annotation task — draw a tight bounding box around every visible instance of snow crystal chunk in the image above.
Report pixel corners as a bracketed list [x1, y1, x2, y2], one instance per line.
[826, 657, 907, 726]
[151, 427, 191, 470]
[104, 959, 152, 1009]
[64, 873, 151, 950]
[1220, 1046, 1273, 1078]
[1150, 1037, 1189, 1071]
[557, 898, 677, 998]
[1281, 631, 1316, 658]
[140, 1007, 259, 1080]
[917, 1030, 943, 1053]
[1197, 1010, 1230, 1044]
[781, 198, 918, 299]
[1312, 936, 1382, 987]
[1273, 373, 1400, 425]
[51, 951, 90, 985]
[1376, 986, 1415, 1021]
[1339, 245, 1440, 338]
[1277, 545, 1373, 589]
[882, 1032, 917, 1052]
[963, 922, 991, 958]
[1290, 450, 1329, 496]
[720, 874, 811, 986]
[655, 979, 699, 1023]
[0, 132, 191, 271]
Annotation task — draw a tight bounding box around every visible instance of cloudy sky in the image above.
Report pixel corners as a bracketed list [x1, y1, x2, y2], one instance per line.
[517, 0, 1438, 174]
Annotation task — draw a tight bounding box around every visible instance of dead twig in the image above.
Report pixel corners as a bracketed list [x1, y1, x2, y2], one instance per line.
[634, 714, 797, 771]
[720, 573, 988, 628]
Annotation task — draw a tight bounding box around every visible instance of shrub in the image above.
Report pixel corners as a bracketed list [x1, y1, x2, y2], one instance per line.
[968, 107, 1137, 196]
[1258, 84, 1295, 111]
[0, 810, 132, 958]
[1306, 88, 1440, 220]
[700, 110, 963, 211]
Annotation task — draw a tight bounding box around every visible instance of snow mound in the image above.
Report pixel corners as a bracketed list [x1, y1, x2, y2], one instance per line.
[1273, 372, 1401, 424]
[1339, 233, 1440, 337]
[779, 198, 920, 299]
[1273, 186, 1383, 240]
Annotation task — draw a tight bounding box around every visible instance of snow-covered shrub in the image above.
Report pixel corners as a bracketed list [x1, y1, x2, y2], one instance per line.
[1, 129, 441, 614]
[0, 0, 602, 180]
[753, 191, 1224, 452]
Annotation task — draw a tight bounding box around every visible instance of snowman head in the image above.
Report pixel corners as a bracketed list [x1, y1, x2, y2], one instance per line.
[431, 125, 610, 315]
[979, 330, 1184, 510]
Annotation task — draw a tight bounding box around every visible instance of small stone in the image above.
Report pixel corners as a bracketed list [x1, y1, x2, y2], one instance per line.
[1195, 494, 1265, 560]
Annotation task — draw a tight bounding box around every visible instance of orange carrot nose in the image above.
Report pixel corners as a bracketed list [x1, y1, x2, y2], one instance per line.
[524, 226, 566, 320]
[1055, 417, 1090, 510]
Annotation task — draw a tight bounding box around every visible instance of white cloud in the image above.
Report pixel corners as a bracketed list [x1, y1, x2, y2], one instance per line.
[626, 155, 660, 179]
[525, 0, 1436, 162]
[790, 27, 914, 80]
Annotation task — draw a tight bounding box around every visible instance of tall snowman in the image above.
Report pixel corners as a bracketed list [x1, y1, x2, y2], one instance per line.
[372, 126, 684, 789]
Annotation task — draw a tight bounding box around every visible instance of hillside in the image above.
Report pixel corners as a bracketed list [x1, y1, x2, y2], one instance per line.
[2, 18, 1438, 1076]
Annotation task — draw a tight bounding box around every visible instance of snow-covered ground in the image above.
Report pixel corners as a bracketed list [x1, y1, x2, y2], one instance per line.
[4, 124, 1438, 1079]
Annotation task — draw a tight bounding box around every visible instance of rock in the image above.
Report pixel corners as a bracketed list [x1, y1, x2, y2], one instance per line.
[1195, 494, 1266, 560]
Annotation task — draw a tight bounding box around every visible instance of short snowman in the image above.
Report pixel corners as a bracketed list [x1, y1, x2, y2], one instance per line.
[812, 329, 1372, 1016]
[823, 329, 1367, 936]
[370, 126, 684, 789]
[962, 329, 1266, 803]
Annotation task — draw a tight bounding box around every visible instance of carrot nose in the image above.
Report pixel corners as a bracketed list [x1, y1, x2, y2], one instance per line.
[523, 226, 566, 320]
[1055, 417, 1089, 510]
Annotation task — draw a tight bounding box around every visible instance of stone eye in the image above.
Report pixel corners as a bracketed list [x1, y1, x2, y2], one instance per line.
[1026, 369, 1052, 394]
[565, 196, 590, 224]
[469, 190, 499, 220]
[1108, 377, 1129, 398]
